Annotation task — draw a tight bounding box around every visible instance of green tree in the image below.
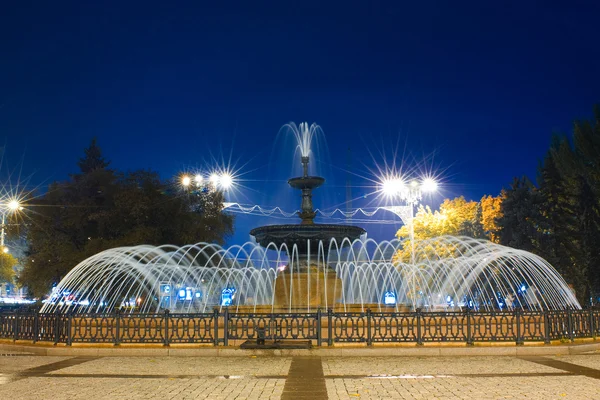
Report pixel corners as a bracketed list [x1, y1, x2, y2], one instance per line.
[496, 106, 600, 304]
[19, 141, 234, 297]
[496, 177, 545, 254]
[77, 138, 110, 173]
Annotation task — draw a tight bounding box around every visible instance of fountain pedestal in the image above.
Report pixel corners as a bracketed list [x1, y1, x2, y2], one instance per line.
[273, 268, 341, 309]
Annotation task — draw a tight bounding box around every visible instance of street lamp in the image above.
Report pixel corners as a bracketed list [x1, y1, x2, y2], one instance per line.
[1, 198, 23, 249]
[179, 170, 236, 192]
[181, 175, 192, 188]
[380, 176, 438, 310]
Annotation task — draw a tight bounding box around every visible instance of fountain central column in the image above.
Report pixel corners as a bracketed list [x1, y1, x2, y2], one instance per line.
[249, 144, 365, 311]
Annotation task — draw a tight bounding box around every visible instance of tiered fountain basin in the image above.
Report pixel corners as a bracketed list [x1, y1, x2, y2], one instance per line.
[250, 224, 365, 257]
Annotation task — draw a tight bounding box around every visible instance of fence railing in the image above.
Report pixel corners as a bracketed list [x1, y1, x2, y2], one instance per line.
[0, 308, 598, 346]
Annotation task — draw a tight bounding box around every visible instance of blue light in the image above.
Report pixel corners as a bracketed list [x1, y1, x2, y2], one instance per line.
[195, 292, 201, 298]
[520, 285, 526, 292]
[383, 291, 396, 305]
[161, 285, 170, 294]
[178, 289, 186, 299]
[221, 288, 236, 306]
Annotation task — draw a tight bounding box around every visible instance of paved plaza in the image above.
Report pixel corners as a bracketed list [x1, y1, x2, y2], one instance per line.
[0, 351, 599, 399]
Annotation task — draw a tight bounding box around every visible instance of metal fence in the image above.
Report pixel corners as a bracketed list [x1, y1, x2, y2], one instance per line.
[0, 308, 598, 346]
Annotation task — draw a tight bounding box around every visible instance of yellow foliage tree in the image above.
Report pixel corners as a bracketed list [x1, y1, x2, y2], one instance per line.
[394, 195, 504, 262]
[0, 252, 18, 284]
[480, 192, 504, 243]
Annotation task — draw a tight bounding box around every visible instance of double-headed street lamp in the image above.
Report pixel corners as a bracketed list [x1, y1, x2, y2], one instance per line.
[380, 176, 438, 309]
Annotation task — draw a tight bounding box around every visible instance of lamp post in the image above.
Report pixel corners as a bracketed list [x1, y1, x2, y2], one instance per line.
[381, 177, 437, 310]
[180, 172, 234, 192]
[1, 199, 22, 251]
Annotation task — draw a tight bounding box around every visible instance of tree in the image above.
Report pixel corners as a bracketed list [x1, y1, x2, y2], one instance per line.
[19, 141, 234, 297]
[480, 193, 504, 243]
[395, 196, 495, 262]
[495, 106, 600, 304]
[0, 252, 17, 283]
[496, 177, 545, 254]
[77, 138, 110, 173]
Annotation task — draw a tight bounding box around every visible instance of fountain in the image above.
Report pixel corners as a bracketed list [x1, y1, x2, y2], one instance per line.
[250, 123, 364, 308]
[39, 123, 581, 314]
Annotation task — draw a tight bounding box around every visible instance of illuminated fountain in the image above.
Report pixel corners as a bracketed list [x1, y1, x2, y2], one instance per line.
[250, 122, 364, 308]
[40, 123, 581, 314]
[40, 236, 579, 313]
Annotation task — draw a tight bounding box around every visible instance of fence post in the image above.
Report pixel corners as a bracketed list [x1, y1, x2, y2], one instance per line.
[366, 309, 372, 346]
[567, 308, 574, 342]
[163, 309, 170, 347]
[316, 308, 322, 347]
[213, 308, 219, 346]
[66, 311, 73, 346]
[465, 308, 473, 346]
[13, 311, 19, 342]
[327, 309, 333, 346]
[589, 308, 595, 339]
[515, 309, 523, 345]
[223, 307, 229, 347]
[114, 308, 121, 346]
[33, 312, 39, 344]
[54, 311, 61, 345]
[416, 308, 423, 346]
[544, 310, 551, 344]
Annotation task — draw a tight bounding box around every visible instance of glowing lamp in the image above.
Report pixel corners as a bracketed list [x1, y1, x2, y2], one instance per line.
[382, 178, 404, 197]
[7, 200, 20, 211]
[181, 176, 192, 187]
[421, 178, 438, 192]
[219, 173, 233, 190]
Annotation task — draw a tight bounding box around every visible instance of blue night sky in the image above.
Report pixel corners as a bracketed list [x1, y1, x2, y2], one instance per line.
[1, 1, 599, 246]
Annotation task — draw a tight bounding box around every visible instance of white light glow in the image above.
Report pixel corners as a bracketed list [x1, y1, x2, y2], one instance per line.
[7, 200, 20, 211]
[209, 174, 220, 186]
[194, 175, 203, 185]
[181, 176, 192, 187]
[421, 178, 438, 192]
[219, 173, 233, 190]
[382, 178, 404, 197]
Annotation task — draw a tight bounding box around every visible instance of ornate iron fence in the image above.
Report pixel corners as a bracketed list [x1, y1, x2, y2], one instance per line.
[0, 308, 598, 346]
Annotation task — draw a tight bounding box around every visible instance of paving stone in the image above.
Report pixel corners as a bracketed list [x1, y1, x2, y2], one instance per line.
[0, 354, 599, 398]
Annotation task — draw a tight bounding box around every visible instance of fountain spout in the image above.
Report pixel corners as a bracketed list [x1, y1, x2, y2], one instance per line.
[301, 156, 309, 178]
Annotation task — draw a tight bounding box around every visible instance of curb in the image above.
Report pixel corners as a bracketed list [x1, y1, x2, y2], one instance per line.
[1, 341, 598, 357]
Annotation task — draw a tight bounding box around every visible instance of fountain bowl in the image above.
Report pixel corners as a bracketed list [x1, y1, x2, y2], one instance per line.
[250, 224, 365, 257]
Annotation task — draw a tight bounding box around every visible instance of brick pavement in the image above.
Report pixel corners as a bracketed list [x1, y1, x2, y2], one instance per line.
[0, 352, 599, 399]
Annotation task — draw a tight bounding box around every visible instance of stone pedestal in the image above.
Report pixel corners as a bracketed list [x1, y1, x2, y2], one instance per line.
[274, 269, 341, 309]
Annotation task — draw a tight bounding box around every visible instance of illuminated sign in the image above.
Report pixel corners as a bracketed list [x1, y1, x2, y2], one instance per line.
[384, 291, 396, 305]
[221, 288, 236, 306]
